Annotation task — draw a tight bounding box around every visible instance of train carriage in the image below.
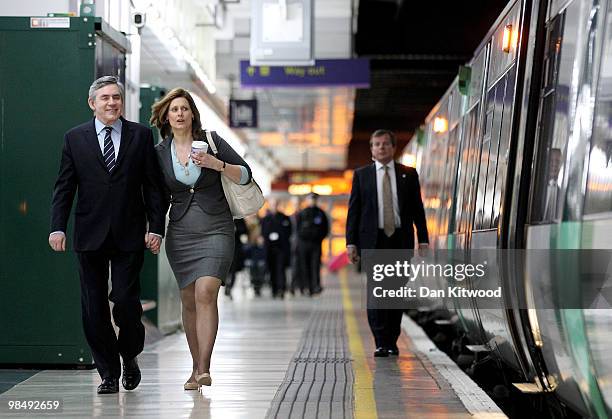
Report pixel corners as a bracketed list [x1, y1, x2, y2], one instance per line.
[406, 0, 612, 416]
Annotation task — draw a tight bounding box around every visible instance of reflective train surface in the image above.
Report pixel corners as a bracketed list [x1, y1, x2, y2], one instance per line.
[404, 0, 612, 417]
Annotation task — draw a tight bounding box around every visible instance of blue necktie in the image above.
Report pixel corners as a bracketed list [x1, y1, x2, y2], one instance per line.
[103, 127, 116, 172]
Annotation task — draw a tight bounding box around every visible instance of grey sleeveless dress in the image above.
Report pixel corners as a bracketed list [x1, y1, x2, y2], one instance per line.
[165, 200, 234, 289]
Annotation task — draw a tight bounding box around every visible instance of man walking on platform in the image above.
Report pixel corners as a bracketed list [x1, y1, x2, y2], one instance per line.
[346, 129, 429, 357]
[49, 76, 165, 394]
[261, 198, 292, 298]
[296, 192, 329, 296]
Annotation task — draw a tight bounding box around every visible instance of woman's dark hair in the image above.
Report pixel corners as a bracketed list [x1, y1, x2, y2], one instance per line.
[150, 88, 204, 139]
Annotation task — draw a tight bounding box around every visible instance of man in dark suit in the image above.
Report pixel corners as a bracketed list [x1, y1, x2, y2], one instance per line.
[49, 76, 165, 394]
[296, 192, 329, 296]
[261, 198, 292, 299]
[346, 129, 429, 357]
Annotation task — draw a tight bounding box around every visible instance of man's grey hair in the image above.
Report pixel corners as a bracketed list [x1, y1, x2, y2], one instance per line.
[88, 76, 124, 101]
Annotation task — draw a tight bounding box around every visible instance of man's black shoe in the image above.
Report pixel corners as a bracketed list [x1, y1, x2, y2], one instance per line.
[122, 358, 141, 390]
[97, 377, 119, 394]
[387, 347, 399, 356]
[374, 347, 389, 357]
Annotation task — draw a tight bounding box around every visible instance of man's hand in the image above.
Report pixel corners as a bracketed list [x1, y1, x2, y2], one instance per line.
[347, 246, 360, 264]
[49, 232, 66, 252]
[145, 233, 162, 255]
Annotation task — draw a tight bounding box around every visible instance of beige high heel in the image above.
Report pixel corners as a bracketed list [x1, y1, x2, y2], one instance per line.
[195, 372, 212, 386]
[184, 380, 199, 391]
[184, 370, 200, 390]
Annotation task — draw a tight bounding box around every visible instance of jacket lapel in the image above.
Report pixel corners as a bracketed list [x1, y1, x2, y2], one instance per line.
[368, 163, 378, 215]
[84, 119, 107, 171]
[115, 117, 133, 167]
[394, 162, 405, 211]
[156, 137, 181, 187]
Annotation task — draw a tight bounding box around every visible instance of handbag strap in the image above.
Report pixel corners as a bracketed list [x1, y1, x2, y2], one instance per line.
[205, 130, 218, 155]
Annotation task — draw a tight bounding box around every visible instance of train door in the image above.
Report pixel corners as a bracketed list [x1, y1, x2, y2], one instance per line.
[468, 2, 526, 375]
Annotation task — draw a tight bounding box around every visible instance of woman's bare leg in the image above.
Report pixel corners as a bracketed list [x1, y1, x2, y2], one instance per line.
[194, 276, 222, 374]
[180, 283, 199, 382]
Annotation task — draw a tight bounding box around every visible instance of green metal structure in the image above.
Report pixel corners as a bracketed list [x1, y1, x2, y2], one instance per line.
[0, 16, 129, 366]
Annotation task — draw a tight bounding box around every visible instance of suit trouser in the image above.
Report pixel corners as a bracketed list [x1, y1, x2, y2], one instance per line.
[76, 233, 145, 379]
[298, 240, 322, 294]
[289, 242, 302, 292]
[266, 245, 287, 296]
[366, 228, 404, 349]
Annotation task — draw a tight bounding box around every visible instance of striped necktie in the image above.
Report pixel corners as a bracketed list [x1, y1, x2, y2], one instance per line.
[103, 126, 116, 172]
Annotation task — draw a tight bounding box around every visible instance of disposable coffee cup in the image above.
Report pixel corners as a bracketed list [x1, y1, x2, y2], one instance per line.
[191, 141, 208, 155]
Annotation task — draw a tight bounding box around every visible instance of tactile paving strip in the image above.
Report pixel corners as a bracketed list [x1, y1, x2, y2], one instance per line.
[266, 294, 354, 419]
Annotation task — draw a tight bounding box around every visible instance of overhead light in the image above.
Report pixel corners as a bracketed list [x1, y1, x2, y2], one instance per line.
[502, 24, 517, 53]
[140, 3, 217, 95]
[433, 117, 448, 133]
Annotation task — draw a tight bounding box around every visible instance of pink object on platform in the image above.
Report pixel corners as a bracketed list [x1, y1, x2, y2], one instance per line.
[328, 251, 349, 272]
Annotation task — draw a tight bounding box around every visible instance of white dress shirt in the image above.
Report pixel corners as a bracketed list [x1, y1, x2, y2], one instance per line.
[375, 161, 401, 229]
[94, 118, 122, 158]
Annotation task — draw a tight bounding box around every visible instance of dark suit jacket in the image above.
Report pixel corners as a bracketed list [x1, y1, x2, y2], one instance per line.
[261, 212, 292, 267]
[346, 162, 428, 251]
[155, 131, 252, 222]
[50, 117, 165, 252]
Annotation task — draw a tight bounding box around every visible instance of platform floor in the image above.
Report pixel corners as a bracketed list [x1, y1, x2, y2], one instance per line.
[0, 269, 505, 418]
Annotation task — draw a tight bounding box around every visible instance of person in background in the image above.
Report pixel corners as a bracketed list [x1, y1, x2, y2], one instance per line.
[289, 195, 303, 295]
[150, 87, 252, 390]
[225, 218, 248, 299]
[346, 129, 429, 357]
[296, 192, 329, 296]
[245, 235, 268, 297]
[261, 198, 292, 298]
[49, 76, 165, 394]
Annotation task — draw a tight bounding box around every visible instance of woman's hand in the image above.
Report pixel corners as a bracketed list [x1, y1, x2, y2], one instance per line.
[191, 151, 223, 171]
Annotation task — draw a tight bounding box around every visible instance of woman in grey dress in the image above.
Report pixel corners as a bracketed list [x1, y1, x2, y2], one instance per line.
[150, 88, 252, 390]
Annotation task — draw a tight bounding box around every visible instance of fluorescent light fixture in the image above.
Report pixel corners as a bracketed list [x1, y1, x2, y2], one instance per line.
[138, 3, 217, 94]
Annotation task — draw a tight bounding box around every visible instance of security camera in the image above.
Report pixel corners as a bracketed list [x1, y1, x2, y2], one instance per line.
[132, 12, 146, 29]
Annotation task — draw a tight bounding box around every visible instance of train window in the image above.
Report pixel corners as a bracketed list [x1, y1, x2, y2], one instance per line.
[482, 78, 506, 228]
[473, 90, 495, 230]
[473, 64, 517, 231]
[469, 47, 487, 109]
[584, 7, 612, 216]
[492, 67, 517, 227]
[443, 125, 460, 234]
[530, 14, 569, 224]
[457, 106, 480, 233]
[488, 3, 521, 88]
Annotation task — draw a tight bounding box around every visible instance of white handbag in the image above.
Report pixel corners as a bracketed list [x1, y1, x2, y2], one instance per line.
[205, 131, 265, 219]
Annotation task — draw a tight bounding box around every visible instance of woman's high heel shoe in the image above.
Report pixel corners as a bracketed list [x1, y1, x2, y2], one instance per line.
[195, 372, 212, 386]
[184, 370, 200, 390]
[184, 380, 199, 390]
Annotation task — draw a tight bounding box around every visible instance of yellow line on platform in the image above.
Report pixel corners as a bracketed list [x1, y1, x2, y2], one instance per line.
[339, 269, 377, 419]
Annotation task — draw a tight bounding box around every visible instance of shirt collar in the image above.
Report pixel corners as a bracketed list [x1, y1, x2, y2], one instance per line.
[375, 160, 394, 171]
[95, 118, 123, 136]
